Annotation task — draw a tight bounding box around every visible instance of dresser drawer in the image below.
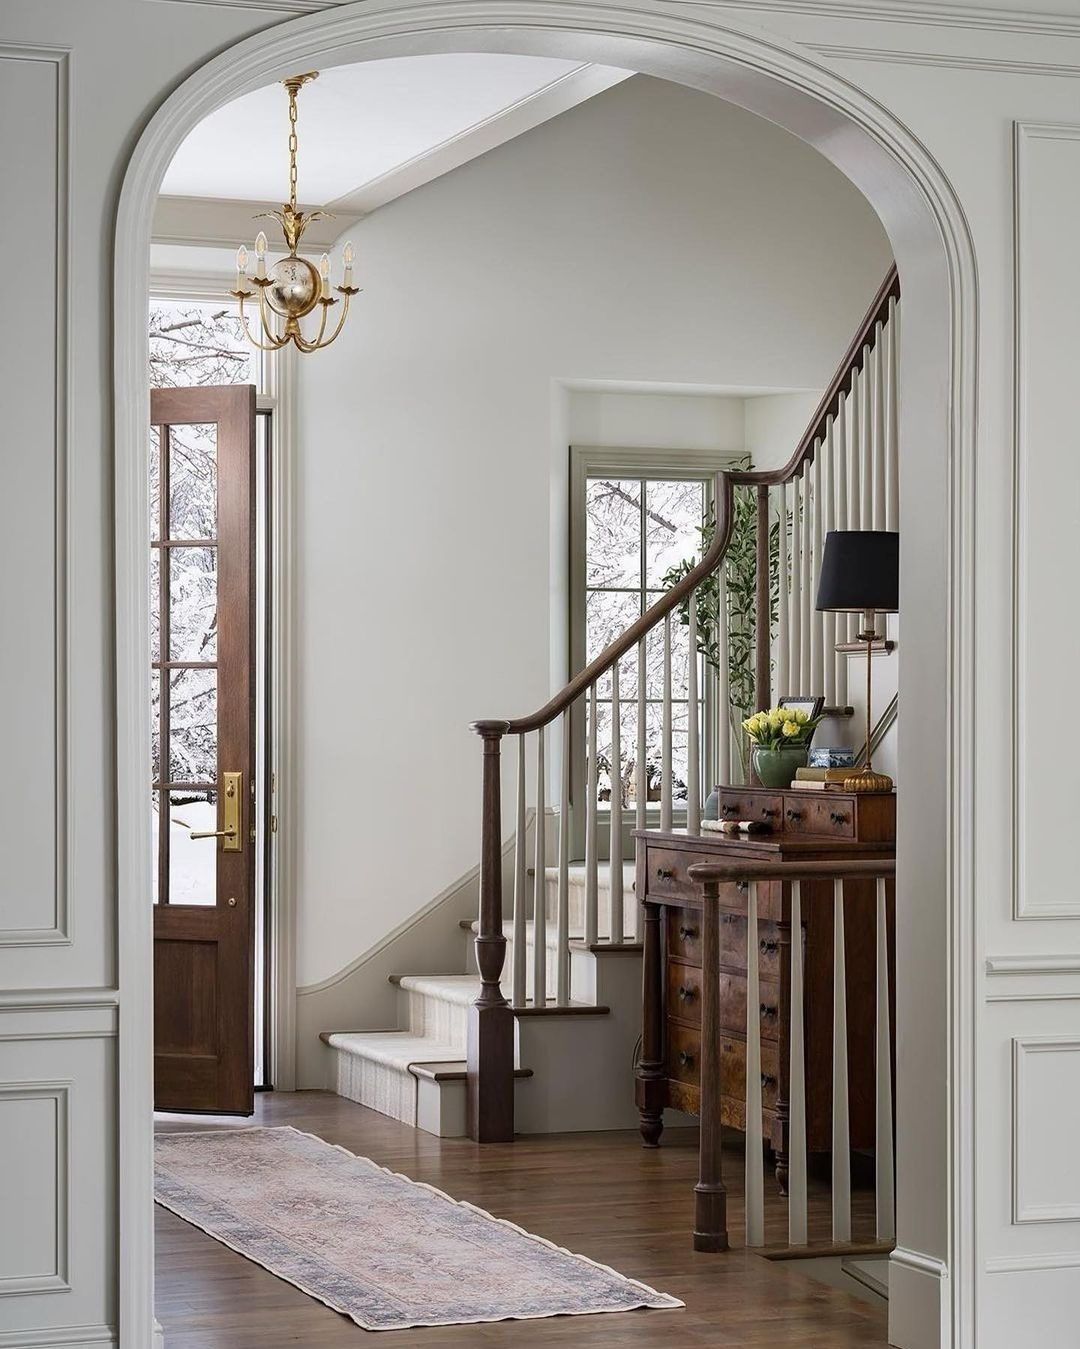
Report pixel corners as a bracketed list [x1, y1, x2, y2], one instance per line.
[666, 960, 702, 1025]
[648, 846, 696, 898]
[717, 790, 782, 827]
[666, 1021, 701, 1085]
[719, 911, 782, 979]
[666, 908, 703, 965]
[782, 794, 855, 838]
[720, 1035, 780, 1111]
[718, 973, 781, 1043]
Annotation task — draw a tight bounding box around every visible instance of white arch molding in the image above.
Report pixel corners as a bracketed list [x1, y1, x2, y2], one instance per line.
[114, 4, 978, 1345]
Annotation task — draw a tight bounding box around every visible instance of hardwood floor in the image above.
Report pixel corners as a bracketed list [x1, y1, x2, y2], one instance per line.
[155, 1092, 890, 1348]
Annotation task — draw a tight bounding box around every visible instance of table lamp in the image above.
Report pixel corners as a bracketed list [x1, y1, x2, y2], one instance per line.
[815, 530, 899, 793]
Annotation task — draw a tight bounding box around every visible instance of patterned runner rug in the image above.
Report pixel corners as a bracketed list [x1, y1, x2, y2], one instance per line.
[154, 1126, 683, 1331]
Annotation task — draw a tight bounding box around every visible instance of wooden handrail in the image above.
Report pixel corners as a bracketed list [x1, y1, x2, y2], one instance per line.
[477, 264, 900, 739]
[687, 857, 896, 885]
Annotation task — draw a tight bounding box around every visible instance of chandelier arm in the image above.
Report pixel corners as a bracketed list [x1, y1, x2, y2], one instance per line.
[305, 293, 352, 352]
[293, 298, 333, 354]
[235, 291, 287, 352]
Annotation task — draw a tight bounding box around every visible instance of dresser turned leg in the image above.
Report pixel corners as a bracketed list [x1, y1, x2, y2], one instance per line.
[639, 1109, 664, 1148]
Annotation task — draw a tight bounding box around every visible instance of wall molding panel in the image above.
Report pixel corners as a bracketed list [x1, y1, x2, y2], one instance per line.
[0, 1082, 69, 1297]
[1011, 1037, 1080, 1224]
[1011, 120, 1080, 922]
[0, 44, 72, 950]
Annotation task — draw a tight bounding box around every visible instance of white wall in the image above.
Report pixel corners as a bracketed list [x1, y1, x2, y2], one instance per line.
[292, 74, 892, 990]
[5, 3, 1077, 1344]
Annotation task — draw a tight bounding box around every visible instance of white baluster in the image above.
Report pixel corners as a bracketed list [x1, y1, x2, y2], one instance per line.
[745, 879, 765, 1247]
[810, 444, 824, 697]
[876, 875, 895, 1240]
[861, 345, 873, 529]
[661, 613, 673, 831]
[886, 299, 900, 531]
[686, 591, 700, 836]
[556, 710, 571, 1005]
[635, 637, 646, 943]
[584, 685, 599, 948]
[800, 467, 812, 690]
[821, 420, 837, 707]
[636, 637, 647, 839]
[533, 726, 547, 1006]
[717, 565, 731, 785]
[832, 877, 852, 1243]
[790, 473, 803, 691]
[834, 393, 849, 706]
[512, 734, 527, 1008]
[788, 880, 808, 1246]
[636, 636, 644, 944]
[777, 480, 789, 698]
[848, 371, 862, 645]
[873, 322, 887, 530]
[609, 660, 624, 945]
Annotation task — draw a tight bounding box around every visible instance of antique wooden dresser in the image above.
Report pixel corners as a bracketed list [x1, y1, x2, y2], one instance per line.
[634, 785, 895, 1192]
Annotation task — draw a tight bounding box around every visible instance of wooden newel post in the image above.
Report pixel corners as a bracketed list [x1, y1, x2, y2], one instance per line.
[694, 878, 729, 1250]
[467, 720, 514, 1143]
[755, 483, 771, 713]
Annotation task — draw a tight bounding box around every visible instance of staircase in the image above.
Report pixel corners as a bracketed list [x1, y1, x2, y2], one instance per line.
[322, 862, 647, 1136]
[321, 264, 900, 1144]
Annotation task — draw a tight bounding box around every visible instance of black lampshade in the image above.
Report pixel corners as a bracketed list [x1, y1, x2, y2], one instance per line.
[815, 530, 899, 613]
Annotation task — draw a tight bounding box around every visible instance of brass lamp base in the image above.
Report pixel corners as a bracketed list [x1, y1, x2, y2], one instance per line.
[844, 768, 894, 793]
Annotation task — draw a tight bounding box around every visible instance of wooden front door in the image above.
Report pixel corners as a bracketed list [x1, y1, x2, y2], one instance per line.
[150, 385, 256, 1114]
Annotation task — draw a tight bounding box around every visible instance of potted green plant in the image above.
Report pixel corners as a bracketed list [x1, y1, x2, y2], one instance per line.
[741, 706, 823, 788]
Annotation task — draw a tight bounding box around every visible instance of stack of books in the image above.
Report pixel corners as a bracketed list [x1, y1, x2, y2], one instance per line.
[789, 766, 852, 792]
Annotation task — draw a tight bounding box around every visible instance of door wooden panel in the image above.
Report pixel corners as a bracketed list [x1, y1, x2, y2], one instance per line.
[151, 385, 255, 1114]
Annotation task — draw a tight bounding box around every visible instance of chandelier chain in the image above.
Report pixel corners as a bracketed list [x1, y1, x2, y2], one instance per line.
[288, 84, 299, 213]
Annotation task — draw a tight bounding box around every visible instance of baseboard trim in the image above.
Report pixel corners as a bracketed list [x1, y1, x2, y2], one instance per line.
[0, 1328, 117, 1348]
[888, 1247, 950, 1349]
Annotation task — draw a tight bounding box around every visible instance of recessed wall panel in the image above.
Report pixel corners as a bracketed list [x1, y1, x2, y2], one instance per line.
[0, 49, 68, 945]
[1014, 122, 1080, 919]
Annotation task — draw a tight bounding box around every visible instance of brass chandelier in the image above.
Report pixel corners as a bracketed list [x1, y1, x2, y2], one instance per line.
[232, 71, 358, 353]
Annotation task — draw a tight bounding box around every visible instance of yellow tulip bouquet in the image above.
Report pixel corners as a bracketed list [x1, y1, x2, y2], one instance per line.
[741, 705, 822, 750]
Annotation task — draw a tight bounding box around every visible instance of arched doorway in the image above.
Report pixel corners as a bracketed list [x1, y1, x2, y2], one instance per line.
[114, 4, 976, 1344]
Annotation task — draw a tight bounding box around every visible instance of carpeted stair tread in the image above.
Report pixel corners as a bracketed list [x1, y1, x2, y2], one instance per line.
[323, 1030, 465, 1069]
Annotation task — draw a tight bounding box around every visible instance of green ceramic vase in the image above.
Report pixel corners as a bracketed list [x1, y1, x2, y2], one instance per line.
[752, 744, 809, 789]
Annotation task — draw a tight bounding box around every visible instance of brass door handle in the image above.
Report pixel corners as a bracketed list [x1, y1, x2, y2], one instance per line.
[190, 771, 242, 852]
[656, 867, 674, 879]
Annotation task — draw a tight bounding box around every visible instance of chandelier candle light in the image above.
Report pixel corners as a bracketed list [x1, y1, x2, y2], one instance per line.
[232, 71, 358, 353]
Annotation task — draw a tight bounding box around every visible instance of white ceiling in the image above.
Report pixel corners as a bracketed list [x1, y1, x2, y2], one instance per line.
[161, 54, 628, 207]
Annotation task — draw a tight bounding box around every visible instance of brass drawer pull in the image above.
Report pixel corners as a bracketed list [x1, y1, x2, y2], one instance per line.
[761, 1073, 777, 1090]
[678, 924, 699, 941]
[786, 808, 803, 821]
[829, 810, 850, 825]
[736, 880, 748, 893]
[760, 1003, 778, 1019]
[759, 939, 779, 955]
[678, 1050, 695, 1069]
[760, 807, 778, 819]
[677, 985, 696, 1002]
[721, 804, 738, 817]
[656, 866, 675, 880]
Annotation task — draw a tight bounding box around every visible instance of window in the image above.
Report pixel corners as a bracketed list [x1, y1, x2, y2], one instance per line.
[570, 447, 746, 845]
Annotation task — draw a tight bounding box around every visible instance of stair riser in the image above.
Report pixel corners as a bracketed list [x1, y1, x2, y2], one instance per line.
[398, 987, 468, 1048]
[544, 879, 639, 941]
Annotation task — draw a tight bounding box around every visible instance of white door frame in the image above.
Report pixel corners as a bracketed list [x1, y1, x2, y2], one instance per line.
[113, 4, 977, 1345]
